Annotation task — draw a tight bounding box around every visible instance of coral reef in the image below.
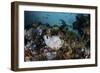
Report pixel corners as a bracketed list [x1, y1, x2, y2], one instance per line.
[24, 14, 90, 61]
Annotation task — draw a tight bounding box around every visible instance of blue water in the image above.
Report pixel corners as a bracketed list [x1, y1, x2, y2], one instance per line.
[24, 11, 78, 27]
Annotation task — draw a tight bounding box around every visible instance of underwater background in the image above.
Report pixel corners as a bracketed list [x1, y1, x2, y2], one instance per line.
[24, 11, 77, 29]
[24, 11, 90, 61]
